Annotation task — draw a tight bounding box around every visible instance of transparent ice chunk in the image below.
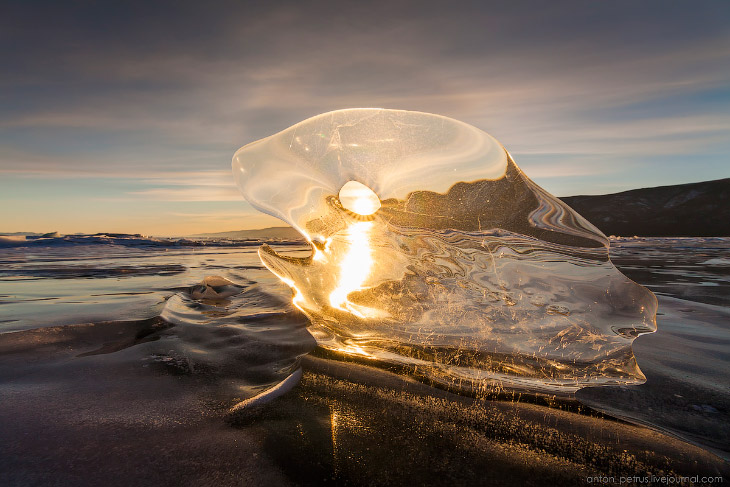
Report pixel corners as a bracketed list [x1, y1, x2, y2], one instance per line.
[232, 109, 657, 394]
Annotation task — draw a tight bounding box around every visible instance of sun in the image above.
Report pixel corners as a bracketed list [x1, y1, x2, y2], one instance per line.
[338, 181, 381, 216]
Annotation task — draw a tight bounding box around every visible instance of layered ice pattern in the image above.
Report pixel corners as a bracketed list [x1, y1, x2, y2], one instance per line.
[232, 109, 657, 393]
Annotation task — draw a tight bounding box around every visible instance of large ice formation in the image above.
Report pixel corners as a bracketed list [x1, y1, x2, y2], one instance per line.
[232, 109, 657, 393]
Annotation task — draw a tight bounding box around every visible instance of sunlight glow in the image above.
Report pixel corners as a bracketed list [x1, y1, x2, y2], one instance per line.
[338, 181, 381, 216]
[329, 220, 375, 317]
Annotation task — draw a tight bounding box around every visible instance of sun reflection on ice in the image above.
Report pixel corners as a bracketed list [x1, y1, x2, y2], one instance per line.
[325, 180, 384, 319]
[329, 220, 375, 317]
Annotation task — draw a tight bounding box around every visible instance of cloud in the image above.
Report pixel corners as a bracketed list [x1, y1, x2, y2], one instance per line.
[128, 185, 241, 202]
[1, 0, 728, 233]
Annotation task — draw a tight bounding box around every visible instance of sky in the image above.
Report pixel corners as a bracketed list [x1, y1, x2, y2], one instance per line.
[1, 0, 729, 236]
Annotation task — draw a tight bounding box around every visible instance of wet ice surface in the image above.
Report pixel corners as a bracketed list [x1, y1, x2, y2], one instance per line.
[577, 237, 730, 457]
[0, 243, 301, 332]
[608, 236, 730, 307]
[233, 109, 657, 394]
[0, 243, 315, 403]
[0, 237, 728, 459]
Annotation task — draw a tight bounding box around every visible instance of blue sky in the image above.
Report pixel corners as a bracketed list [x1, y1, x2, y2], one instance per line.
[1, 0, 729, 235]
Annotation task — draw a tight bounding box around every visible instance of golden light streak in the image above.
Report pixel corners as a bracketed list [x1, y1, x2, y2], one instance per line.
[274, 275, 306, 311]
[329, 220, 375, 317]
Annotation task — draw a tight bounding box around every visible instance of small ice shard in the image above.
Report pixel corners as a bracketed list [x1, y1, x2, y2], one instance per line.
[229, 367, 303, 412]
[232, 109, 657, 394]
[189, 275, 244, 300]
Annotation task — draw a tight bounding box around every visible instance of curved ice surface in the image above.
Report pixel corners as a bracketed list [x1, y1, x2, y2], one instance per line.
[232, 109, 657, 394]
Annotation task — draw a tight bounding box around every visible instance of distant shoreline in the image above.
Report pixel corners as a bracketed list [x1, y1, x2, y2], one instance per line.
[3, 178, 728, 239]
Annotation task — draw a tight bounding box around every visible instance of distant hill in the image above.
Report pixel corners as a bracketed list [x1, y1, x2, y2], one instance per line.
[191, 226, 303, 240]
[561, 178, 730, 237]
